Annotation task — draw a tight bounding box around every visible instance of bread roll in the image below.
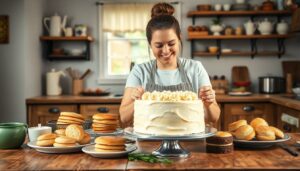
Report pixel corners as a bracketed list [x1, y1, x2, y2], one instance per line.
[269, 126, 284, 139]
[65, 124, 85, 141]
[256, 126, 276, 141]
[250, 118, 268, 130]
[234, 125, 255, 140]
[228, 120, 247, 132]
[55, 129, 66, 136]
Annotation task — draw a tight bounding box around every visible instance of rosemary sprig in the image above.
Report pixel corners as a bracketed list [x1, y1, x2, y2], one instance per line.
[128, 153, 172, 164]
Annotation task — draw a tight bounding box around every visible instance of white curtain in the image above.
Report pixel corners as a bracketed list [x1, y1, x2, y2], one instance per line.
[101, 3, 154, 32]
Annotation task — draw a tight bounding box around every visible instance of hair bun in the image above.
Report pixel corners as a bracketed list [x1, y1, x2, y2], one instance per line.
[151, 3, 174, 18]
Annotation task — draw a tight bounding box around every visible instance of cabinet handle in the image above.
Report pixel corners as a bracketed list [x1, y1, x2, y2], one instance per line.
[48, 107, 60, 114]
[97, 107, 109, 113]
[283, 123, 292, 132]
[242, 105, 255, 112]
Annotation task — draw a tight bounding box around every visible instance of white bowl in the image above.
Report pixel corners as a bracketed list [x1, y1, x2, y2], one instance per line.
[292, 87, 300, 96]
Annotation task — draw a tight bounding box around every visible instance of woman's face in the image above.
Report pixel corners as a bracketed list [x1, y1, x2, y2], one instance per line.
[150, 28, 180, 68]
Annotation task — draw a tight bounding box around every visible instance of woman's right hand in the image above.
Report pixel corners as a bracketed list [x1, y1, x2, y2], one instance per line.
[130, 87, 145, 100]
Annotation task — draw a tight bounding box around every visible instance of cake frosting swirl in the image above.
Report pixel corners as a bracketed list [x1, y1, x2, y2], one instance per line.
[133, 91, 205, 135]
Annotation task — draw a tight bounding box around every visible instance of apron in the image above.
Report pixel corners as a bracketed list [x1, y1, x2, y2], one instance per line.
[145, 59, 194, 92]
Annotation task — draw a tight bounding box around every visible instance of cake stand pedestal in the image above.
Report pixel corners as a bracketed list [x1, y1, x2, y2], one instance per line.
[125, 126, 217, 158]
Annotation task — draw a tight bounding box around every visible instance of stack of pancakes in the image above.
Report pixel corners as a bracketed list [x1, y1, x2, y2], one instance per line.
[53, 136, 77, 147]
[206, 131, 233, 153]
[57, 112, 85, 126]
[94, 136, 126, 152]
[92, 113, 119, 133]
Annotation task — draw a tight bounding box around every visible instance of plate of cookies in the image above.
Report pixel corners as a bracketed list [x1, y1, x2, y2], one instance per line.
[229, 118, 291, 148]
[27, 124, 94, 153]
[82, 136, 137, 158]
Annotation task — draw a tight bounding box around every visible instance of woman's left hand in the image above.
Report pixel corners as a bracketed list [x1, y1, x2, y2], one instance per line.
[199, 86, 216, 106]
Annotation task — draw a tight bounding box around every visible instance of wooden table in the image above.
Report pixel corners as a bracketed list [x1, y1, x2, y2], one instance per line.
[1, 134, 300, 170]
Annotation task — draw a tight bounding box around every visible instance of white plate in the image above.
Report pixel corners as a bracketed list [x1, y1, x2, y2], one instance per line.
[82, 144, 137, 158]
[233, 133, 291, 148]
[27, 141, 93, 154]
[228, 92, 252, 96]
[86, 128, 123, 137]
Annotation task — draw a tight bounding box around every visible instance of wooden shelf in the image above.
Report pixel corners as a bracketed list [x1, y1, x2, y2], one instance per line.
[188, 34, 290, 40]
[40, 36, 93, 41]
[193, 51, 284, 57]
[187, 10, 292, 17]
[48, 55, 87, 60]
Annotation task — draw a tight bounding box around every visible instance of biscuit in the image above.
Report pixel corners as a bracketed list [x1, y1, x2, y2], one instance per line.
[93, 113, 119, 120]
[228, 120, 247, 133]
[93, 119, 119, 125]
[55, 129, 66, 136]
[37, 133, 57, 141]
[95, 144, 125, 150]
[55, 136, 77, 144]
[92, 123, 118, 129]
[65, 124, 85, 141]
[57, 119, 82, 125]
[269, 126, 284, 139]
[60, 112, 84, 120]
[79, 133, 91, 145]
[53, 142, 76, 147]
[59, 116, 84, 123]
[36, 139, 55, 147]
[95, 136, 126, 146]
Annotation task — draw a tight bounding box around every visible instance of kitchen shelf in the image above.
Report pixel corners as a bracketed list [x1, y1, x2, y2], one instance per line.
[40, 36, 93, 60]
[187, 10, 292, 17]
[187, 8, 293, 59]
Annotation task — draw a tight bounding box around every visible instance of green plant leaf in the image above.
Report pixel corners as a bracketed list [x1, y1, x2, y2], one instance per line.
[128, 153, 172, 164]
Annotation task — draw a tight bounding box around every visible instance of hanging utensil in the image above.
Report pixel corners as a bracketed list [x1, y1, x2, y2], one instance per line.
[80, 69, 91, 80]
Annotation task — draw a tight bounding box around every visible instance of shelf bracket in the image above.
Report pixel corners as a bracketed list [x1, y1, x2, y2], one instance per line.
[192, 16, 195, 25]
[250, 39, 257, 59]
[216, 39, 221, 59]
[277, 38, 285, 58]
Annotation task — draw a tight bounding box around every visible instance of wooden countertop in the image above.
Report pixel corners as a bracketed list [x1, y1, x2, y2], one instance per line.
[1, 133, 300, 170]
[26, 94, 300, 111]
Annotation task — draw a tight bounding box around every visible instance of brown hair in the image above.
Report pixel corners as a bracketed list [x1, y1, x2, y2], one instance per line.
[146, 3, 182, 45]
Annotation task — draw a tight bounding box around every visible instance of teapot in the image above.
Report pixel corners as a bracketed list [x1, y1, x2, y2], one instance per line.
[244, 20, 256, 35]
[46, 69, 65, 96]
[43, 13, 67, 36]
[258, 18, 274, 35]
[276, 20, 289, 35]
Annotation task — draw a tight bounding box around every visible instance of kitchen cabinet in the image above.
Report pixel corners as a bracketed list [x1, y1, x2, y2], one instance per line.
[40, 36, 93, 60]
[222, 103, 274, 130]
[187, 10, 292, 59]
[276, 105, 300, 132]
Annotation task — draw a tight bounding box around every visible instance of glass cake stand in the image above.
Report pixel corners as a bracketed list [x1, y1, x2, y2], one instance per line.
[124, 126, 217, 158]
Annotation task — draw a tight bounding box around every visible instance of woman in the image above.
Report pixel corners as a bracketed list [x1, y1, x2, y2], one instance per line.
[119, 3, 220, 126]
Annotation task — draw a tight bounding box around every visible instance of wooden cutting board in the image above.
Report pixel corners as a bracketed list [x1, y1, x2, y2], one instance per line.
[231, 66, 250, 83]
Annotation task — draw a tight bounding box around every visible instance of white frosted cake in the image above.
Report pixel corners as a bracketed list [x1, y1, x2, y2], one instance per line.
[134, 91, 205, 135]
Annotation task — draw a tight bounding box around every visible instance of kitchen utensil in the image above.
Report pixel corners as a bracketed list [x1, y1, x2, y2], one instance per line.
[214, 4, 222, 11]
[46, 69, 65, 96]
[259, 76, 285, 94]
[43, 13, 67, 37]
[197, 4, 211, 11]
[28, 124, 52, 142]
[66, 67, 75, 79]
[244, 20, 257, 35]
[278, 143, 298, 156]
[258, 18, 274, 35]
[292, 87, 300, 96]
[74, 24, 87, 36]
[0, 122, 27, 149]
[261, 0, 276, 11]
[72, 79, 84, 95]
[223, 4, 231, 11]
[80, 69, 91, 80]
[208, 46, 218, 53]
[64, 27, 73, 37]
[277, 20, 289, 35]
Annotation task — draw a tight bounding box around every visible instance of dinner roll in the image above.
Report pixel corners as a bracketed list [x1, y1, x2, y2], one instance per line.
[256, 126, 276, 141]
[228, 120, 247, 132]
[65, 124, 85, 141]
[250, 118, 268, 130]
[269, 126, 284, 139]
[234, 125, 255, 140]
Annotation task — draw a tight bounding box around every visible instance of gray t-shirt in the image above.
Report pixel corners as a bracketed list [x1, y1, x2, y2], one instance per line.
[125, 58, 211, 93]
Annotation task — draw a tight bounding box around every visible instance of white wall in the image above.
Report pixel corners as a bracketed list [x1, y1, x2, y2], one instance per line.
[0, 0, 46, 123]
[44, 0, 300, 94]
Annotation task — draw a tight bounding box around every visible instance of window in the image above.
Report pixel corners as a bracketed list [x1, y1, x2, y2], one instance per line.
[98, 3, 181, 84]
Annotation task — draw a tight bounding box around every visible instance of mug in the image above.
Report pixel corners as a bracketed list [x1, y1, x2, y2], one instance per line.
[64, 27, 73, 37]
[28, 124, 52, 142]
[0, 122, 27, 149]
[223, 4, 231, 11]
[214, 4, 222, 11]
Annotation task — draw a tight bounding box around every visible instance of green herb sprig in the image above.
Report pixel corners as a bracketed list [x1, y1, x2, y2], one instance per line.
[128, 153, 172, 164]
